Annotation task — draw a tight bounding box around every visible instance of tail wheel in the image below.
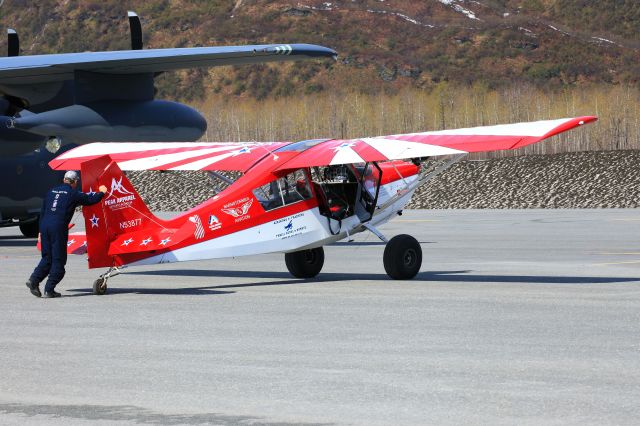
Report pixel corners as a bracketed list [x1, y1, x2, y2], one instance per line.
[383, 234, 422, 280]
[93, 278, 108, 295]
[285, 247, 325, 278]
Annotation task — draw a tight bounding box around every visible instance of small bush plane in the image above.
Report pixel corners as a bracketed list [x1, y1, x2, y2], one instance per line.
[47, 116, 596, 294]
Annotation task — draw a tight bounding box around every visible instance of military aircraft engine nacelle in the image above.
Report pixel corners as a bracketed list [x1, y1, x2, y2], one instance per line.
[0, 116, 49, 155]
[7, 100, 207, 143]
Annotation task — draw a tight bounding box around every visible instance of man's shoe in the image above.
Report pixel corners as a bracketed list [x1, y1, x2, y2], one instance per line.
[26, 280, 41, 298]
[43, 291, 61, 298]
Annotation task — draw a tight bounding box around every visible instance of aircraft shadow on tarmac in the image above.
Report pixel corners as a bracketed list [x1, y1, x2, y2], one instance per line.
[0, 402, 318, 426]
[66, 287, 236, 297]
[330, 240, 434, 246]
[62, 269, 638, 297]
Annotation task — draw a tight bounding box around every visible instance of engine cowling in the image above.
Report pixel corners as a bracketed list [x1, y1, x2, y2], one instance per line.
[0, 115, 48, 155]
[8, 100, 207, 143]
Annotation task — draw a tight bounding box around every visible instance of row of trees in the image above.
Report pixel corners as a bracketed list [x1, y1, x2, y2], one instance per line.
[196, 83, 640, 158]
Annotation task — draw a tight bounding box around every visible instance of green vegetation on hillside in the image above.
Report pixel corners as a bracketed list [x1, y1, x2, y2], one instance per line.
[196, 84, 640, 156]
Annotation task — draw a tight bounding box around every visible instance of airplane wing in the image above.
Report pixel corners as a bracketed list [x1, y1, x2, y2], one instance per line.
[275, 116, 598, 170]
[49, 141, 289, 172]
[49, 116, 597, 172]
[0, 44, 337, 85]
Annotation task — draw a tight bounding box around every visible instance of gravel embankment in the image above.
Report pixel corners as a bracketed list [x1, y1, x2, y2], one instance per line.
[128, 151, 640, 210]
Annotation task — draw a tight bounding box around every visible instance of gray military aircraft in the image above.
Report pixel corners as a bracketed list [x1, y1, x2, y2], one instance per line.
[0, 12, 336, 237]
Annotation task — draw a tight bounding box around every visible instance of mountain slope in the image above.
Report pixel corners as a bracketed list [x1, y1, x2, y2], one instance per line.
[0, 0, 637, 100]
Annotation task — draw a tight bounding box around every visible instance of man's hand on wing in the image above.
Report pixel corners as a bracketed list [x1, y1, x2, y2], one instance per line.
[99, 185, 108, 193]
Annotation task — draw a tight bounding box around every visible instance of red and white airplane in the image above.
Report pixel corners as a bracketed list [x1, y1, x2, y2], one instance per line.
[48, 116, 596, 294]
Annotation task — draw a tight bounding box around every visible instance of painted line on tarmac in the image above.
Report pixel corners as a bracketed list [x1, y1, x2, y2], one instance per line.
[394, 219, 440, 222]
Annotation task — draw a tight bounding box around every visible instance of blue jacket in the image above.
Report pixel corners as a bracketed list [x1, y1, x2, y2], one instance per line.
[40, 183, 104, 228]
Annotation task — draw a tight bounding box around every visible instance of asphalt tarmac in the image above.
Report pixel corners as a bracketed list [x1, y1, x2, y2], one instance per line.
[1, 210, 639, 425]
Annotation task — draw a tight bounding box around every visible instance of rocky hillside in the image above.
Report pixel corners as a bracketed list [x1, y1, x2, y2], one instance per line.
[0, 0, 638, 100]
[128, 150, 640, 210]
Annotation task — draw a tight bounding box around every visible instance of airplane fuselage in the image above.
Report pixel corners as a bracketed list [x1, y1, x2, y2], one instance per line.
[78, 147, 421, 269]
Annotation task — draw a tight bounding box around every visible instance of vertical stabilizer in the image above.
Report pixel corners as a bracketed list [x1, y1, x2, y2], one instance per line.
[80, 155, 160, 268]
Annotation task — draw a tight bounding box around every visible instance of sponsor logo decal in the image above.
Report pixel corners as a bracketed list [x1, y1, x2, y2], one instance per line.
[333, 142, 356, 152]
[208, 214, 222, 231]
[106, 176, 134, 199]
[104, 176, 136, 211]
[189, 215, 205, 239]
[232, 146, 252, 156]
[221, 197, 253, 222]
[274, 213, 307, 240]
[273, 212, 304, 224]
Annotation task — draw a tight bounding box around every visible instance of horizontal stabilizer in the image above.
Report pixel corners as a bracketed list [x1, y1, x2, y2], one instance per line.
[37, 231, 87, 255]
[108, 218, 195, 255]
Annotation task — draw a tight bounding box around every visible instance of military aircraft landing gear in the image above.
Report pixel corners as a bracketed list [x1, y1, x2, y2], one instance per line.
[19, 218, 39, 238]
[92, 266, 124, 295]
[285, 247, 325, 278]
[383, 234, 422, 280]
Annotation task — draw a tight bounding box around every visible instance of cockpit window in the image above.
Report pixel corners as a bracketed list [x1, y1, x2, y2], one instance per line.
[253, 169, 312, 211]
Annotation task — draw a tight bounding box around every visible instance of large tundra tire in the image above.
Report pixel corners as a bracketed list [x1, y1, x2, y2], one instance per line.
[383, 234, 422, 280]
[285, 247, 325, 278]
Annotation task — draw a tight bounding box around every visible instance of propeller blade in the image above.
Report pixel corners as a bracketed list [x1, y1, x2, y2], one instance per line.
[127, 11, 143, 50]
[7, 29, 19, 57]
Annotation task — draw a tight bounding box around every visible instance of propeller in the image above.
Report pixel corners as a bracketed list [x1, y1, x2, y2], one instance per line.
[3, 29, 22, 115]
[7, 28, 19, 56]
[128, 11, 143, 50]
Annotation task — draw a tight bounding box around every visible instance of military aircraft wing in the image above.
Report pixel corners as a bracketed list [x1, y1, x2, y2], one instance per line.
[275, 116, 598, 170]
[0, 43, 337, 85]
[49, 141, 290, 172]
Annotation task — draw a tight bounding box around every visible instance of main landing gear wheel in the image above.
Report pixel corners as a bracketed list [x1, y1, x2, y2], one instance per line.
[19, 220, 39, 238]
[93, 277, 107, 295]
[383, 234, 422, 280]
[285, 247, 325, 278]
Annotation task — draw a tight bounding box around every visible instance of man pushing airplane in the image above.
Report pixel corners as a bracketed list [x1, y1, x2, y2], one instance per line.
[26, 171, 107, 298]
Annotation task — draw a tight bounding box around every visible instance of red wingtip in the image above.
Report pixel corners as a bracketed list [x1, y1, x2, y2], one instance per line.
[541, 115, 598, 140]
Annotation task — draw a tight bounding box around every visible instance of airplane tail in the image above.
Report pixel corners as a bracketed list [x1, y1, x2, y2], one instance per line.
[80, 155, 163, 268]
